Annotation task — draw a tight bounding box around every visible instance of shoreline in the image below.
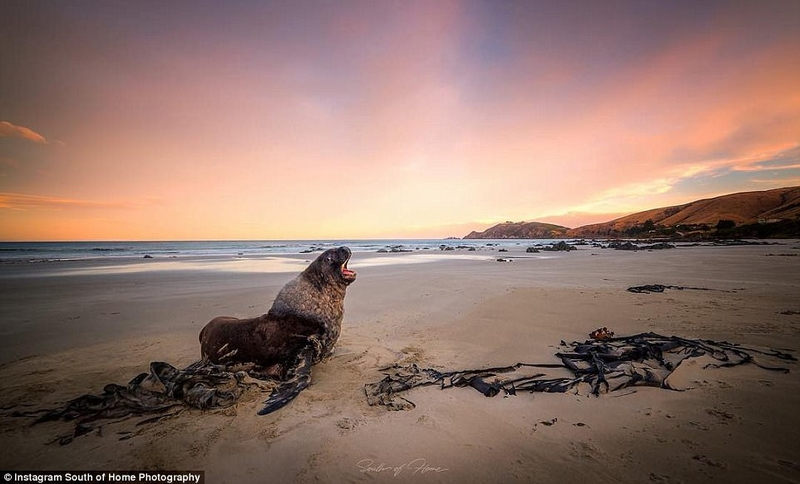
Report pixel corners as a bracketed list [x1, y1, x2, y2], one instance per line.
[0, 237, 792, 265]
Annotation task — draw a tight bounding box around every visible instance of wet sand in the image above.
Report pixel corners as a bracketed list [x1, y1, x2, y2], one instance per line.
[1, 244, 799, 482]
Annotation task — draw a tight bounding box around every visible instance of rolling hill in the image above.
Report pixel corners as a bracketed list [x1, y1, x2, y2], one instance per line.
[462, 186, 800, 239]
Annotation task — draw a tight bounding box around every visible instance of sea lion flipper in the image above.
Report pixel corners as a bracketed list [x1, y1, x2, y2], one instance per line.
[258, 346, 314, 416]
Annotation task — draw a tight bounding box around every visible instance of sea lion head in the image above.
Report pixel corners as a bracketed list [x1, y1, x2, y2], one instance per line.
[303, 246, 357, 288]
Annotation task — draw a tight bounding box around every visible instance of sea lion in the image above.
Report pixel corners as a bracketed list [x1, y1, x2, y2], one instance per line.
[199, 246, 357, 413]
[201, 246, 356, 368]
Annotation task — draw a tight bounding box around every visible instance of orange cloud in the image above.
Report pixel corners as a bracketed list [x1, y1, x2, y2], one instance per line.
[0, 192, 133, 210]
[750, 177, 800, 187]
[0, 121, 47, 144]
[734, 163, 800, 172]
[535, 212, 631, 229]
[0, 156, 19, 167]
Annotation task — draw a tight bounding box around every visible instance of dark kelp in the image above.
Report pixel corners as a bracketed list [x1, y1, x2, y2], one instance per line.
[257, 346, 314, 415]
[17, 343, 317, 445]
[15, 332, 795, 444]
[626, 284, 718, 293]
[364, 332, 795, 410]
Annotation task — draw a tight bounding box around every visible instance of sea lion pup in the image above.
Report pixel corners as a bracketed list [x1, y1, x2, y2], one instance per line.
[199, 246, 357, 414]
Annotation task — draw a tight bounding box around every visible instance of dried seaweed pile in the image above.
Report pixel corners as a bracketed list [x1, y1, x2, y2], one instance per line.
[626, 284, 741, 294]
[19, 356, 311, 445]
[627, 284, 711, 294]
[20, 360, 259, 444]
[257, 347, 314, 415]
[365, 332, 795, 410]
[10, 341, 317, 445]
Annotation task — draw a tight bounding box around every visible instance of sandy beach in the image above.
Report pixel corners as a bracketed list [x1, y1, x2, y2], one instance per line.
[1, 243, 799, 483]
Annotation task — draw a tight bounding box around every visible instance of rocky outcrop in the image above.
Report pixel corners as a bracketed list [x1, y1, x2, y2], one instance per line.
[464, 221, 569, 239]
[607, 241, 675, 251]
[541, 241, 577, 251]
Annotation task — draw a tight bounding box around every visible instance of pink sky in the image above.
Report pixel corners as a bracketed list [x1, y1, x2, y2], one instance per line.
[1, 1, 798, 240]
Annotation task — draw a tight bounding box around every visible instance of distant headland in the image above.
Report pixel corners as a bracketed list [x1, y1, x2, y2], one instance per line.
[464, 186, 800, 239]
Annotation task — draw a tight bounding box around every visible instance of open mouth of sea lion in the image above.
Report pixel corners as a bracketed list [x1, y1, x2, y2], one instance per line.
[340, 253, 357, 281]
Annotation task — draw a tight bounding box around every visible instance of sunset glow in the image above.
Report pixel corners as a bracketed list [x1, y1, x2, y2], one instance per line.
[1, 1, 799, 240]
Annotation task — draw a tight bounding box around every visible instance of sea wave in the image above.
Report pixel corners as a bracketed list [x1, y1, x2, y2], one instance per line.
[0, 239, 565, 262]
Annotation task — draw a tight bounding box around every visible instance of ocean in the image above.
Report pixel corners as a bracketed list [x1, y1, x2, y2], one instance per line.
[0, 239, 566, 263]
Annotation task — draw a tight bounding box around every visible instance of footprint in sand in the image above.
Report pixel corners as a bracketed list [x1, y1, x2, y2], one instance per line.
[259, 424, 278, 441]
[398, 345, 425, 364]
[706, 408, 736, 424]
[687, 421, 710, 431]
[777, 459, 800, 472]
[532, 417, 558, 432]
[568, 440, 604, 462]
[692, 454, 727, 469]
[335, 417, 365, 433]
